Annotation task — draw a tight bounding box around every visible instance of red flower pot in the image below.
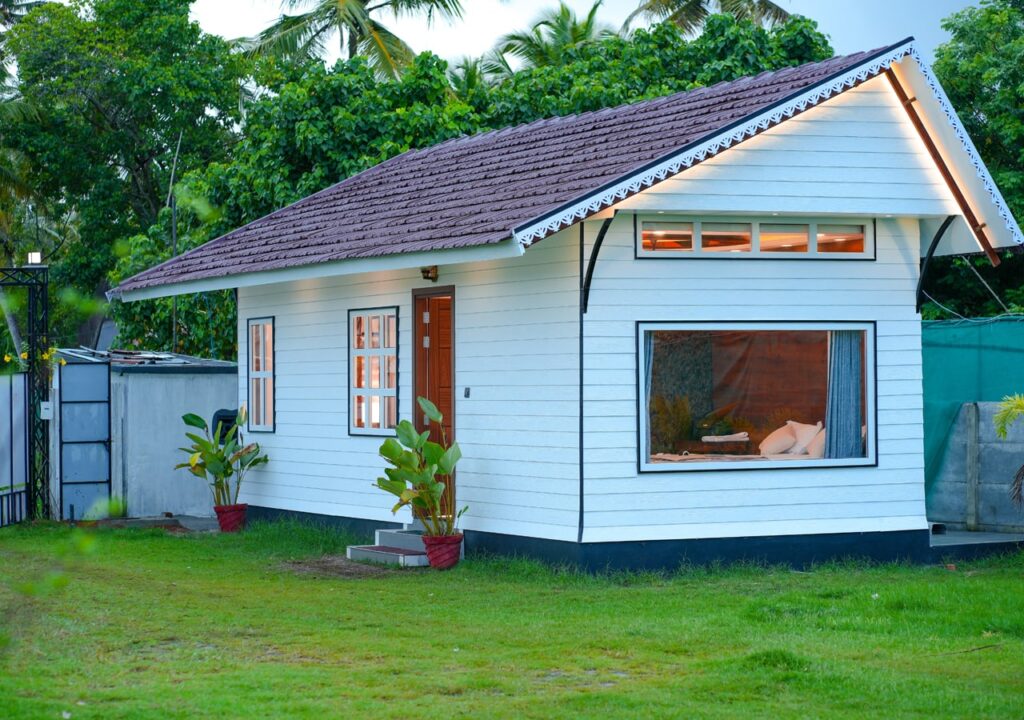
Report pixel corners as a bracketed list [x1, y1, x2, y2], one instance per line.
[421, 533, 463, 570]
[214, 503, 248, 532]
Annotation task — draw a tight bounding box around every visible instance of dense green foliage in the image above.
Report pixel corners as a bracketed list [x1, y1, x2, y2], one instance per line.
[2, 523, 1023, 717]
[4, 0, 246, 347]
[111, 14, 831, 356]
[923, 0, 1024, 319]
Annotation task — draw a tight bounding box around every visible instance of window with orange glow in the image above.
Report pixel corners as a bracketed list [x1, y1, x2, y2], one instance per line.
[641, 222, 693, 251]
[638, 217, 870, 257]
[760, 224, 810, 252]
[350, 307, 398, 435]
[638, 323, 874, 471]
[701, 222, 752, 252]
[248, 318, 275, 432]
[817, 224, 865, 253]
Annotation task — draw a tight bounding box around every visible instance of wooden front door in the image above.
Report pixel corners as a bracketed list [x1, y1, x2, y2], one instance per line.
[414, 289, 455, 510]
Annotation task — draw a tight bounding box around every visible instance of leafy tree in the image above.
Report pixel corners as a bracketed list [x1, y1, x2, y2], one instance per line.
[627, 0, 790, 34]
[482, 15, 831, 126]
[934, 0, 1023, 226]
[243, 0, 463, 78]
[4, 0, 249, 347]
[489, 1, 617, 75]
[111, 52, 481, 357]
[921, 0, 1024, 319]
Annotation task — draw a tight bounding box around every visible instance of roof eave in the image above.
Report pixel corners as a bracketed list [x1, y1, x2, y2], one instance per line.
[111, 237, 524, 302]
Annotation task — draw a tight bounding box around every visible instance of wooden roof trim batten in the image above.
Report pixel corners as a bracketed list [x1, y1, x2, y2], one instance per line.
[884, 68, 1000, 266]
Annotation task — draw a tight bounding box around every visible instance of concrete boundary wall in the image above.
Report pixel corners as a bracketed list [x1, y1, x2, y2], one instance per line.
[927, 402, 1024, 532]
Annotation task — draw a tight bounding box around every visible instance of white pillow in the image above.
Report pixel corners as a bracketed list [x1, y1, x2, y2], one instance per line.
[759, 424, 796, 456]
[807, 428, 826, 458]
[786, 420, 822, 454]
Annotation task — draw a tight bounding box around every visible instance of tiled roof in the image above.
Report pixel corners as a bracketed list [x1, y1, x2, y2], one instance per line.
[116, 42, 907, 294]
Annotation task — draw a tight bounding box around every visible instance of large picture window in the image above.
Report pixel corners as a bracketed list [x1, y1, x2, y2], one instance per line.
[637, 216, 872, 258]
[637, 322, 874, 472]
[349, 307, 398, 435]
[247, 317, 274, 432]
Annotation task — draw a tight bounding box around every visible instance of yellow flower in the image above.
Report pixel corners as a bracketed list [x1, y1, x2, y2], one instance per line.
[3, 354, 10, 363]
[59, 358, 67, 366]
[19, 352, 27, 360]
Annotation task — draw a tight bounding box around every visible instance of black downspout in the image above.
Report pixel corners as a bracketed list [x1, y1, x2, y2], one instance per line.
[917, 215, 957, 313]
[578, 223, 586, 545]
[582, 217, 614, 314]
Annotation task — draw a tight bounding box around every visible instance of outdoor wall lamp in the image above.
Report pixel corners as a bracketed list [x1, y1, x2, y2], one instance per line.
[26, 251, 43, 266]
[421, 265, 439, 282]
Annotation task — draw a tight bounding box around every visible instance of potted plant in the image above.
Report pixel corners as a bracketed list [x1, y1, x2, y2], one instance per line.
[375, 397, 467, 569]
[175, 405, 269, 532]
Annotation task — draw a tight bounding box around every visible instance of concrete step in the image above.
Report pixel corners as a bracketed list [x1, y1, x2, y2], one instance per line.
[346, 544, 430, 567]
[377, 528, 464, 559]
[376, 528, 427, 552]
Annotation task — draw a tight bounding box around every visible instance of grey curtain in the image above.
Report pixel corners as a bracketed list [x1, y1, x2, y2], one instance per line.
[824, 330, 863, 458]
[644, 331, 654, 460]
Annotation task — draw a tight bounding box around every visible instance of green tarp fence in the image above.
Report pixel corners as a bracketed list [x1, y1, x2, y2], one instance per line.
[922, 317, 1024, 491]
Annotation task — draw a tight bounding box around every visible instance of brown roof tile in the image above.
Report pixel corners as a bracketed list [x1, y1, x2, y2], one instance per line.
[116, 43, 905, 294]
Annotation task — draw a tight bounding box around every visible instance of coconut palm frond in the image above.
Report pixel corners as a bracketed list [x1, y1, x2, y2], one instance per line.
[480, 47, 514, 80]
[626, 0, 789, 34]
[239, 9, 332, 60]
[0, 147, 31, 199]
[384, 0, 463, 24]
[626, 0, 706, 34]
[718, 0, 789, 25]
[495, 1, 615, 71]
[0, 0, 44, 28]
[448, 55, 488, 95]
[248, 0, 461, 70]
[994, 394, 1024, 439]
[359, 18, 415, 79]
[994, 394, 1024, 507]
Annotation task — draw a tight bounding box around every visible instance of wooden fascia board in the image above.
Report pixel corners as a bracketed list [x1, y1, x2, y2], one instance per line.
[884, 68, 1000, 266]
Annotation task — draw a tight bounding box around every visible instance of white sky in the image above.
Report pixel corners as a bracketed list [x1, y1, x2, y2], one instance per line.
[190, 0, 975, 66]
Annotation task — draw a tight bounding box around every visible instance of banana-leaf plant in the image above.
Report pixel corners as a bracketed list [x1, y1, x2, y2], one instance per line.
[375, 397, 466, 536]
[175, 405, 269, 507]
[995, 393, 1024, 506]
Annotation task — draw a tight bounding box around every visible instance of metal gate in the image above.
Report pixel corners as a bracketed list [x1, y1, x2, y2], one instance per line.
[0, 373, 28, 527]
[58, 359, 111, 520]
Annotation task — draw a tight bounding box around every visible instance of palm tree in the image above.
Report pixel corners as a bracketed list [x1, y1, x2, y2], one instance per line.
[243, 0, 463, 78]
[626, 0, 790, 34]
[448, 56, 486, 98]
[0, 0, 43, 64]
[491, 1, 617, 74]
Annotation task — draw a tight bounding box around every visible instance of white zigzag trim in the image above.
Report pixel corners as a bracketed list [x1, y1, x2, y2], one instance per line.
[514, 41, 1023, 248]
[905, 47, 1024, 246]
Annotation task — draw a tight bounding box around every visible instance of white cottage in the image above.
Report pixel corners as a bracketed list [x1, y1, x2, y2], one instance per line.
[114, 40, 1023, 568]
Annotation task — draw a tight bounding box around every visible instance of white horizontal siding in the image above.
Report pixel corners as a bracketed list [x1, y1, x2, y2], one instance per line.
[617, 75, 956, 218]
[237, 228, 580, 541]
[581, 75, 933, 543]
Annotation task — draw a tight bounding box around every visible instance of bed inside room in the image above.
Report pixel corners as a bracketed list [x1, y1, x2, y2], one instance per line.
[642, 327, 868, 467]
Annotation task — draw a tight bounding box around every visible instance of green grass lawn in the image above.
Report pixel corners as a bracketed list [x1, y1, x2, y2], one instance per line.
[1, 522, 1022, 719]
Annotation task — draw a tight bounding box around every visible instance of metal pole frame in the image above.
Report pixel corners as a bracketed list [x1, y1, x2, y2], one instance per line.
[0, 265, 50, 520]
